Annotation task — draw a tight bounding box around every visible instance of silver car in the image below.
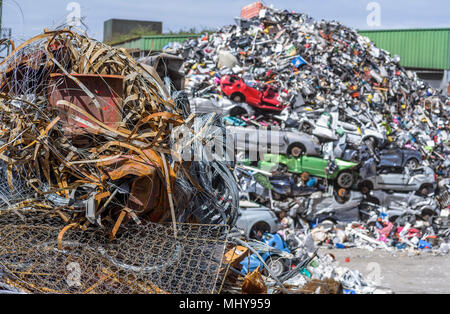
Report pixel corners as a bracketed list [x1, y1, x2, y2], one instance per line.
[190, 96, 255, 116]
[227, 125, 322, 157]
[299, 112, 386, 147]
[304, 191, 363, 221]
[360, 166, 437, 196]
[362, 191, 439, 225]
[366, 190, 438, 217]
[235, 200, 279, 240]
[368, 190, 438, 210]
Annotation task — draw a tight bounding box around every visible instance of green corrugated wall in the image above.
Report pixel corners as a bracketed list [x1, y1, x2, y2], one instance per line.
[358, 28, 450, 70]
[112, 35, 201, 52]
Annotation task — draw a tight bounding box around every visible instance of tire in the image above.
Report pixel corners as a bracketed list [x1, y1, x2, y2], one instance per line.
[229, 106, 248, 117]
[364, 137, 377, 149]
[418, 184, 433, 197]
[230, 92, 245, 103]
[405, 158, 419, 170]
[249, 221, 270, 240]
[360, 181, 373, 194]
[421, 208, 434, 218]
[336, 171, 354, 188]
[263, 256, 287, 277]
[300, 122, 313, 134]
[288, 143, 306, 158]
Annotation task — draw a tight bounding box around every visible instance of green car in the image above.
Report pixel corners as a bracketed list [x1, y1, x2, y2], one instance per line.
[258, 154, 358, 188]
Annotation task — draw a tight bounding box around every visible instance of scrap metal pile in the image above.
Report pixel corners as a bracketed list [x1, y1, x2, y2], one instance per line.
[0, 3, 449, 295]
[0, 29, 238, 230]
[177, 4, 449, 254]
[220, 231, 393, 294]
[0, 29, 241, 294]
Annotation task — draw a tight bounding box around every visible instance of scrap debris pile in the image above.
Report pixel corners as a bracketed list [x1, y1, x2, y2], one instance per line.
[177, 4, 450, 256]
[0, 30, 239, 294]
[0, 29, 238, 231]
[220, 231, 393, 294]
[0, 2, 449, 295]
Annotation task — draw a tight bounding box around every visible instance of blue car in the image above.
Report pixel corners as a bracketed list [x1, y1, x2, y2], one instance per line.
[240, 233, 291, 277]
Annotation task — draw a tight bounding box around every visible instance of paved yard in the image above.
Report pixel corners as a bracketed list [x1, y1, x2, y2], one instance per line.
[321, 248, 450, 294]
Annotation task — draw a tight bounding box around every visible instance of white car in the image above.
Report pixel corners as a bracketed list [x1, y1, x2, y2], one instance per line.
[190, 96, 255, 116]
[235, 200, 279, 239]
[227, 125, 322, 157]
[299, 112, 386, 147]
[359, 166, 437, 196]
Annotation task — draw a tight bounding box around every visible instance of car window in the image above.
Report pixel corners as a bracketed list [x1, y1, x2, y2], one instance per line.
[410, 169, 424, 175]
[264, 88, 276, 99]
[381, 149, 397, 155]
[379, 167, 403, 174]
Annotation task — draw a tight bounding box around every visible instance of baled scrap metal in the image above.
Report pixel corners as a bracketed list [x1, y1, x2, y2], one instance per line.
[0, 29, 238, 237]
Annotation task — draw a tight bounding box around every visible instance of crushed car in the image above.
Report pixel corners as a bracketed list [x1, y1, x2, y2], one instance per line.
[220, 75, 288, 112]
[259, 154, 358, 188]
[227, 125, 322, 157]
[359, 166, 437, 196]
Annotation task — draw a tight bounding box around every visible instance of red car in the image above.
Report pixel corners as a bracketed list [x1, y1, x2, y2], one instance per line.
[220, 75, 287, 112]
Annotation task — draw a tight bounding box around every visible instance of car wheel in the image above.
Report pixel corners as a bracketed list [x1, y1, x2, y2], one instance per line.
[300, 123, 313, 134]
[249, 221, 270, 240]
[336, 171, 353, 188]
[360, 181, 373, 194]
[263, 256, 287, 277]
[405, 159, 419, 170]
[418, 184, 433, 197]
[229, 106, 248, 117]
[364, 137, 377, 149]
[288, 144, 305, 158]
[231, 92, 245, 103]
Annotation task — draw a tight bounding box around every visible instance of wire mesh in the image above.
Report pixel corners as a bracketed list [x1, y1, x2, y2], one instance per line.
[0, 210, 229, 294]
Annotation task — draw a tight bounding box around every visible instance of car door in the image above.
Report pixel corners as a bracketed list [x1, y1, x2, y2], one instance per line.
[379, 149, 402, 168]
[232, 126, 259, 154]
[259, 127, 282, 156]
[405, 168, 427, 190]
[300, 156, 328, 178]
[242, 83, 262, 106]
[376, 168, 407, 190]
[262, 86, 279, 106]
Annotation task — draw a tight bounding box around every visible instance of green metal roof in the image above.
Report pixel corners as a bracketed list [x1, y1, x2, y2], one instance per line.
[358, 28, 450, 70]
[112, 34, 201, 52]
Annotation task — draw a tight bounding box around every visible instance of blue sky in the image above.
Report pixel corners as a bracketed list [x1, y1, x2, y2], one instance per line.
[2, 0, 450, 43]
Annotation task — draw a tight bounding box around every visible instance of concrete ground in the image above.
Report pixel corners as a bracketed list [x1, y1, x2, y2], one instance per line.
[320, 247, 450, 294]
